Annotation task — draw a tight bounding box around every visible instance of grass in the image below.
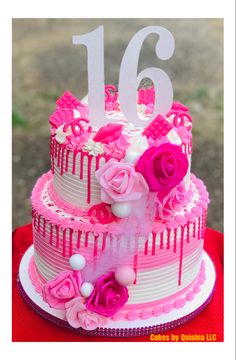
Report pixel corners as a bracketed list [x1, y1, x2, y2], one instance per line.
[12, 110, 27, 128]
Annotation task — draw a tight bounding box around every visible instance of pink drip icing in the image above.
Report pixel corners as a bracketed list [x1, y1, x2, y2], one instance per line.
[31, 172, 209, 242]
[167, 229, 171, 249]
[173, 228, 177, 252]
[203, 210, 206, 236]
[152, 232, 156, 255]
[85, 232, 89, 247]
[37, 215, 41, 233]
[57, 144, 61, 168]
[189, 143, 192, 154]
[77, 231, 81, 248]
[95, 155, 101, 170]
[49, 225, 53, 245]
[79, 152, 84, 179]
[87, 155, 93, 204]
[63, 229, 67, 257]
[178, 226, 185, 286]
[200, 214, 204, 238]
[54, 141, 58, 159]
[60, 145, 66, 175]
[65, 149, 70, 173]
[193, 222, 196, 238]
[94, 234, 99, 256]
[69, 228, 73, 257]
[160, 232, 164, 249]
[144, 239, 148, 255]
[56, 226, 59, 248]
[43, 218, 46, 238]
[198, 217, 201, 239]
[187, 222, 190, 243]
[72, 150, 79, 175]
[102, 233, 107, 251]
[133, 254, 138, 284]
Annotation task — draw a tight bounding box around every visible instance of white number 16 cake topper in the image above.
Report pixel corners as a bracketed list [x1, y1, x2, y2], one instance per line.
[72, 25, 175, 128]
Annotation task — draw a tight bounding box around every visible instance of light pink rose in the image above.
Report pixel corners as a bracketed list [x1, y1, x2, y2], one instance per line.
[155, 182, 187, 220]
[104, 134, 129, 159]
[95, 159, 149, 204]
[65, 297, 107, 330]
[42, 271, 81, 309]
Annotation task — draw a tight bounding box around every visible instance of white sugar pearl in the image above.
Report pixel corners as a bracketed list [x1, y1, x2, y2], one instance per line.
[111, 202, 132, 218]
[80, 282, 94, 297]
[124, 151, 140, 164]
[69, 254, 86, 270]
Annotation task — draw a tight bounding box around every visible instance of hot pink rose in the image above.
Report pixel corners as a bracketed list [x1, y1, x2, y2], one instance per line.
[136, 144, 188, 192]
[86, 272, 129, 317]
[156, 182, 187, 220]
[104, 134, 129, 159]
[42, 271, 81, 309]
[93, 123, 123, 144]
[95, 159, 149, 204]
[65, 297, 107, 330]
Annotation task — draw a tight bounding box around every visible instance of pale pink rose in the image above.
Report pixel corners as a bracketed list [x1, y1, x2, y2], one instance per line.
[155, 182, 187, 220]
[42, 271, 81, 309]
[104, 134, 129, 159]
[65, 297, 107, 330]
[95, 159, 149, 204]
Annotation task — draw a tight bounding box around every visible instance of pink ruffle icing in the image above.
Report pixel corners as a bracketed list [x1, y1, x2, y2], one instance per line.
[31, 171, 209, 234]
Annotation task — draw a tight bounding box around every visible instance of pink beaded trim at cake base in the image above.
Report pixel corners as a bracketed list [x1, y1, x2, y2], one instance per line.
[28, 255, 206, 325]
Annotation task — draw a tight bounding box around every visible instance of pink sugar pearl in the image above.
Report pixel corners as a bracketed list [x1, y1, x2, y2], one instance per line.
[115, 265, 136, 286]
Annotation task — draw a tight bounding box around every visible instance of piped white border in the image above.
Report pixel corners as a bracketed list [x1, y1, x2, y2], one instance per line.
[19, 245, 216, 329]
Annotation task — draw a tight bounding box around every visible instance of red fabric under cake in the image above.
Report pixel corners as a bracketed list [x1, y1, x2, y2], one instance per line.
[12, 224, 224, 342]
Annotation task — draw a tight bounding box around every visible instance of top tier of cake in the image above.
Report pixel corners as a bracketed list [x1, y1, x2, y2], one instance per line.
[49, 87, 193, 219]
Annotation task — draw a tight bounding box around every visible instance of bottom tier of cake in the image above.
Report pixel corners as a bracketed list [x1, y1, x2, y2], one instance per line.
[18, 248, 216, 336]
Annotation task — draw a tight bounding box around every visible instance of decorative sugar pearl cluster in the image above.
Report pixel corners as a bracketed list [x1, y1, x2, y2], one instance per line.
[69, 254, 94, 297]
[69, 254, 135, 296]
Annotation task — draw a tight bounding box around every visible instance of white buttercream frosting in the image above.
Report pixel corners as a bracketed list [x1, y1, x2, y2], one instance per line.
[83, 139, 105, 156]
[55, 123, 72, 144]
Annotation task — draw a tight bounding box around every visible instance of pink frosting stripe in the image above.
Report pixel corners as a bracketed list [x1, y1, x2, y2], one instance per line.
[28, 255, 206, 322]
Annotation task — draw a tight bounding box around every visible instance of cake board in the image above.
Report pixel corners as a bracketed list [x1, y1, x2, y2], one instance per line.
[18, 245, 216, 337]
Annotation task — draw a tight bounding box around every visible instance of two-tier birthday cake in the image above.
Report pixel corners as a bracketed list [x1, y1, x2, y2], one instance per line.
[18, 27, 216, 337]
